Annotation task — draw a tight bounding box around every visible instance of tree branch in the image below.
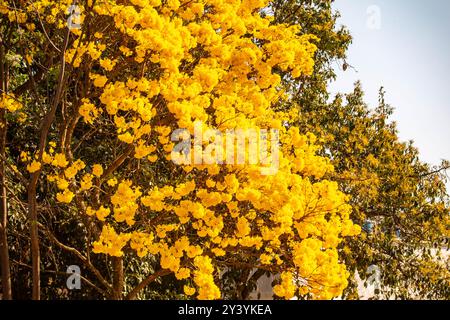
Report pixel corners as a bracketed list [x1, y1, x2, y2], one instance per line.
[125, 269, 171, 300]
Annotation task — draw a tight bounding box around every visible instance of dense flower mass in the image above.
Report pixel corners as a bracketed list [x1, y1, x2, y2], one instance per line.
[2, 0, 362, 300]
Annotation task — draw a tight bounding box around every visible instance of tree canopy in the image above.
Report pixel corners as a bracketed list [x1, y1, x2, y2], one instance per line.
[0, 0, 448, 300]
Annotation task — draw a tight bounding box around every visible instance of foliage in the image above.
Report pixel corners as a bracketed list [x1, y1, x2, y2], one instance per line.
[0, 0, 448, 301]
[0, 0, 361, 300]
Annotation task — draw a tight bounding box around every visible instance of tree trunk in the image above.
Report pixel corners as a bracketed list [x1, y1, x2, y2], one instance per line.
[0, 109, 12, 300]
[112, 257, 124, 300]
[27, 179, 40, 300]
[26, 28, 70, 300]
[0, 43, 12, 300]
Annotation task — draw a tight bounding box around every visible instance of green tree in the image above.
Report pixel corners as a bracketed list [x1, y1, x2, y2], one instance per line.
[275, 0, 450, 299]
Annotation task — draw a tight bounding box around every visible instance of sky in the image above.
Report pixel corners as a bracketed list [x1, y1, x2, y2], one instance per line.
[329, 0, 450, 169]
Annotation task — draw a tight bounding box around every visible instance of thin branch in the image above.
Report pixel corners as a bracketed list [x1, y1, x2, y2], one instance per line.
[42, 226, 112, 293]
[11, 259, 106, 296]
[125, 269, 171, 300]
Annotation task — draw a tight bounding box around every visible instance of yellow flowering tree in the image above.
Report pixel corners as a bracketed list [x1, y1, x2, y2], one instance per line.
[1, 0, 361, 300]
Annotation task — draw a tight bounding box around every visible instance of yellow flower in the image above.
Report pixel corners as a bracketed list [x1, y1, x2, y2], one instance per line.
[95, 206, 111, 221]
[175, 268, 191, 280]
[79, 99, 101, 124]
[119, 46, 133, 57]
[107, 177, 118, 187]
[211, 248, 225, 257]
[100, 58, 116, 71]
[273, 272, 296, 300]
[92, 164, 103, 177]
[20, 151, 29, 162]
[91, 74, 108, 88]
[80, 174, 93, 191]
[56, 189, 74, 204]
[110, 181, 142, 226]
[205, 179, 216, 188]
[118, 132, 134, 144]
[42, 152, 53, 164]
[92, 225, 131, 257]
[135, 141, 156, 159]
[186, 245, 203, 258]
[235, 217, 250, 238]
[86, 206, 95, 217]
[193, 255, 220, 300]
[27, 160, 41, 173]
[56, 178, 69, 190]
[64, 165, 79, 179]
[0, 93, 23, 112]
[184, 285, 196, 296]
[52, 153, 69, 168]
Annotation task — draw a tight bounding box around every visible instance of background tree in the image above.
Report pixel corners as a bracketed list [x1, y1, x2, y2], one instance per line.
[322, 86, 449, 299]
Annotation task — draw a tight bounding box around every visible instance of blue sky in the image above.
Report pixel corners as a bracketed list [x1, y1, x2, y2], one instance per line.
[329, 0, 450, 169]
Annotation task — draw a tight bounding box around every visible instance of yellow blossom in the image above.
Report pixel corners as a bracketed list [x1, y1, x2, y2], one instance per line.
[56, 189, 74, 204]
[92, 164, 103, 177]
[184, 285, 196, 296]
[27, 160, 41, 173]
